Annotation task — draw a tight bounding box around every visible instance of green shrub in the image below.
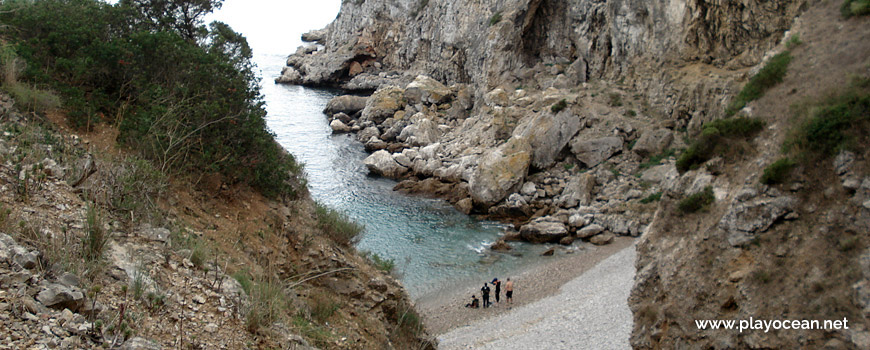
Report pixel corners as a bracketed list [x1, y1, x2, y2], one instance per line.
[784, 85, 870, 158]
[705, 117, 766, 138]
[551, 99, 567, 113]
[760, 158, 796, 185]
[842, 0, 870, 18]
[0, 0, 303, 199]
[639, 192, 662, 204]
[676, 117, 765, 172]
[726, 52, 792, 115]
[489, 11, 502, 26]
[678, 186, 715, 213]
[314, 202, 364, 246]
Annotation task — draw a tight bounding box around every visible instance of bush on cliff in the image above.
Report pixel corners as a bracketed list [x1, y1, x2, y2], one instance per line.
[676, 117, 765, 172]
[726, 52, 792, 116]
[0, 0, 302, 199]
[783, 77, 870, 160]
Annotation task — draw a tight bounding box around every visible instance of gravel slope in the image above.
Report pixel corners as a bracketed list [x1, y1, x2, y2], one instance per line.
[437, 245, 636, 350]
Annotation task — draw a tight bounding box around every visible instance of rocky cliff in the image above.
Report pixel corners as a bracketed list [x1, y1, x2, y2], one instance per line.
[281, 0, 870, 348]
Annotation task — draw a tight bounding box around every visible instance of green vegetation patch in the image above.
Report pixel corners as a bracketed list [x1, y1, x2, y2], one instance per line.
[362, 251, 395, 272]
[639, 149, 676, 170]
[315, 202, 364, 246]
[489, 11, 503, 26]
[676, 117, 765, 172]
[784, 80, 870, 159]
[726, 52, 793, 116]
[639, 192, 662, 204]
[551, 99, 567, 113]
[842, 0, 870, 18]
[678, 186, 715, 213]
[0, 0, 303, 199]
[760, 157, 796, 185]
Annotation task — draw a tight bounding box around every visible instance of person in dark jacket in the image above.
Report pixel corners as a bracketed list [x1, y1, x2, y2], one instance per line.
[465, 295, 480, 308]
[492, 278, 501, 303]
[481, 283, 491, 308]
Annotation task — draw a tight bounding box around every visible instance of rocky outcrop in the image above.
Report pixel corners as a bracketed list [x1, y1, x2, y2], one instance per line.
[512, 109, 582, 169]
[469, 136, 532, 207]
[570, 136, 623, 168]
[364, 150, 408, 179]
[361, 86, 405, 124]
[324, 94, 368, 115]
[632, 128, 674, 157]
[519, 218, 569, 244]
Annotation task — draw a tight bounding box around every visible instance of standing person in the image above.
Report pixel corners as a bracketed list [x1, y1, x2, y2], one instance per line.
[492, 278, 501, 304]
[505, 278, 514, 305]
[481, 283, 491, 308]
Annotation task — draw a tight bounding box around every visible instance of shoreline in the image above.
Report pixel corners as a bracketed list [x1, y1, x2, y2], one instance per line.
[416, 236, 635, 336]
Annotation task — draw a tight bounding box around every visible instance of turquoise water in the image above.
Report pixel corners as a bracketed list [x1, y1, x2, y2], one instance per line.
[255, 54, 562, 297]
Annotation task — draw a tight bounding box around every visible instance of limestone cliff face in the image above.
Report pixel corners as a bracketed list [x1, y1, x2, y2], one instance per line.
[284, 0, 802, 88]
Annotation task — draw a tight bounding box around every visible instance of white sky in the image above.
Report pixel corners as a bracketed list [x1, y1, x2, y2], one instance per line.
[209, 0, 341, 55]
[104, 0, 343, 55]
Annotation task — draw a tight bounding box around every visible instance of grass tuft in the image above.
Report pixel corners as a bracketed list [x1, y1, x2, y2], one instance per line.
[245, 278, 288, 334]
[489, 11, 502, 26]
[314, 202, 364, 246]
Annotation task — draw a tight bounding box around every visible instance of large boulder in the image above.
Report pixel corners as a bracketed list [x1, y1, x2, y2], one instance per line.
[570, 136, 623, 168]
[330, 119, 351, 133]
[640, 163, 679, 186]
[558, 173, 597, 208]
[274, 66, 302, 84]
[469, 136, 532, 206]
[484, 88, 510, 107]
[520, 218, 569, 243]
[577, 224, 605, 238]
[363, 150, 408, 179]
[633, 128, 674, 157]
[37, 283, 85, 311]
[589, 232, 615, 245]
[323, 95, 368, 115]
[512, 110, 582, 169]
[361, 86, 405, 124]
[404, 75, 452, 105]
[397, 118, 441, 146]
